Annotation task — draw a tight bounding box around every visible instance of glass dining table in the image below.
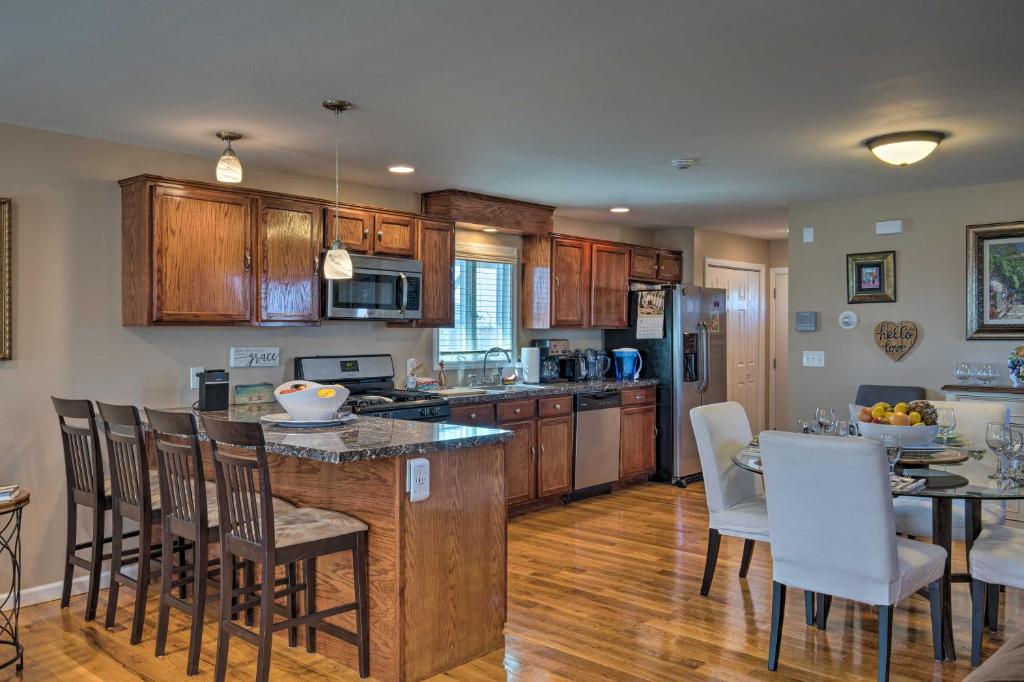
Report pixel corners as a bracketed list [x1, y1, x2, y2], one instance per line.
[732, 443, 1024, 662]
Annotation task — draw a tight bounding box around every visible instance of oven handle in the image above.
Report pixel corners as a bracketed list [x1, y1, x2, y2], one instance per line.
[399, 272, 409, 314]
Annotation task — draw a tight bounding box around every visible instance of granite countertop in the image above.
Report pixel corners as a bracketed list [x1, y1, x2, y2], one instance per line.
[143, 404, 513, 465]
[436, 378, 659, 406]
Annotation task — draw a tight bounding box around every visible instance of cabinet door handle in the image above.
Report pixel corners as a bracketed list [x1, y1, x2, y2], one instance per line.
[514, 407, 521, 414]
[245, 251, 251, 272]
[635, 394, 643, 400]
[554, 276, 560, 289]
[377, 230, 384, 241]
[540, 443, 546, 455]
[531, 445, 536, 460]
[313, 256, 320, 273]
[363, 228, 370, 238]
[469, 413, 477, 420]
[554, 403, 561, 410]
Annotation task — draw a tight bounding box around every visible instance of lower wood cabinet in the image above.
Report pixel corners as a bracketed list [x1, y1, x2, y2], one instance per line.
[619, 404, 656, 479]
[503, 420, 537, 505]
[536, 415, 573, 497]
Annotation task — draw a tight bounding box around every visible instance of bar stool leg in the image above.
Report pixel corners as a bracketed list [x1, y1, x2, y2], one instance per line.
[130, 522, 153, 645]
[215, 551, 233, 682]
[154, 529, 174, 658]
[256, 560, 275, 682]
[354, 531, 370, 678]
[85, 503, 105, 621]
[304, 557, 317, 654]
[104, 510, 124, 629]
[187, 535, 208, 675]
[178, 543, 188, 599]
[61, 501, 77, 610]
[244, 560, 256, 627]
[286, 563, 299, 647]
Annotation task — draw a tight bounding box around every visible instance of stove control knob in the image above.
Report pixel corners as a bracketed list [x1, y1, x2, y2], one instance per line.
[429, 407, 439, 416]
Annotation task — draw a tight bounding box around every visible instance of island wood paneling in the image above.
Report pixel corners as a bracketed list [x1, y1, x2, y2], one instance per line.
[422, 189, 554, 235]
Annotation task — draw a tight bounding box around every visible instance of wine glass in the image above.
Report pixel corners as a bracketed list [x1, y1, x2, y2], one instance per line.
[986, 422, 1011, 482]
[936, 408, 956, 444]
[1008, 427, 1024, 486]
[977, 363, 999, 385]
[879, 433, 903, 477]
[835, 419, 850, 437]
[954, 361, 973, 384]
[815, 407, 836, 434]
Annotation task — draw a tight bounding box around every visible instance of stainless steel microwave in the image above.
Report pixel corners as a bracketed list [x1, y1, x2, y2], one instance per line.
[324, 254, 423, 320]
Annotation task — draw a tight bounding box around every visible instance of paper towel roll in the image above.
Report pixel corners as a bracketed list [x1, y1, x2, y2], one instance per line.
[521, 347, 540, 384]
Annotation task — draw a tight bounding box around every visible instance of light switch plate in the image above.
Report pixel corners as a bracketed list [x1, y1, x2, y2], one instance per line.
[189, 367, 205, 390]
[802, 226, 814, 243]
[407, 458, 430, 502]
[802, 351, 825, 368]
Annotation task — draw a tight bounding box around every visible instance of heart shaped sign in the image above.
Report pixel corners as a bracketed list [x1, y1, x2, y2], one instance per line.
[874, 321, 919, 361]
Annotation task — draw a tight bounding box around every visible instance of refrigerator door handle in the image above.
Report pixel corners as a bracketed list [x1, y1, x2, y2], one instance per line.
[697, 321, 710, 393]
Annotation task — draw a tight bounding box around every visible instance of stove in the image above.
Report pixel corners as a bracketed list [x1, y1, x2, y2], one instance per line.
[294, 354, 451, 422]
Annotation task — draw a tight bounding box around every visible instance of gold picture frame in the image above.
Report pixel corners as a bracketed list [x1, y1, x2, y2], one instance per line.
[846, 250, 896, 304]
[0, 199, 9, 360]
[967, 220, 1024, 340]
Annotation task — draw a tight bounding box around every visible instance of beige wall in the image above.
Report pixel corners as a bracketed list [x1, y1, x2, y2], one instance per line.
[787, 178, 1024, 430]
[769, 238, 789, 268]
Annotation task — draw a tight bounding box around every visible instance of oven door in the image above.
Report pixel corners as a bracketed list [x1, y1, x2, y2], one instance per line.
[327, 264, 422, 320]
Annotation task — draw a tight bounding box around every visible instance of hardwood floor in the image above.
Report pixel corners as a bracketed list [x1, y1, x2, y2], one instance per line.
[5, 483, 1018, 680]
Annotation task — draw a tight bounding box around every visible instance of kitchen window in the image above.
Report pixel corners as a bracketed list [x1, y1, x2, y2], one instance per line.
[435, 242, 517, 369]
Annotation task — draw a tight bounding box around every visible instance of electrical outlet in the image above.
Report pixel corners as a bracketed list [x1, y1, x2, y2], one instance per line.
[189, 367, 204, 390]
[406, 458, 430, 502]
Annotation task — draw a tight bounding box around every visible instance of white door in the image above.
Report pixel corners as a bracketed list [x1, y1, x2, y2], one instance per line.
[707, 265, 763, 431]
[770, 269, 789, 430]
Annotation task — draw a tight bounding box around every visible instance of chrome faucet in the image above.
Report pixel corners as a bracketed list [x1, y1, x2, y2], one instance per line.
[481, 347, 512, 385]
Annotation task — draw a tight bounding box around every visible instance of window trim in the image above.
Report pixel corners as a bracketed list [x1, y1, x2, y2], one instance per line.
[433, 243, 519, 371]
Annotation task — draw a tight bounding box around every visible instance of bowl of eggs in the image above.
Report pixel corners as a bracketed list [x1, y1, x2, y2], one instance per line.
[274, 381, 349, 421]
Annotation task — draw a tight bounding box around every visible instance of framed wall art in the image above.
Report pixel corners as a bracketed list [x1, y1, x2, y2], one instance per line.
[846, 250, 895, 304]
[967, 220, 1024, 340]
[0, 199, 10, 360]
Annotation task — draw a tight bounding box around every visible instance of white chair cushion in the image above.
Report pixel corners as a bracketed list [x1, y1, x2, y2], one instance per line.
[891, 538, 948, 604]
[893, 497, 1005, 540]
[969, 525, 1024, 589]
[710, 494, 769, 541]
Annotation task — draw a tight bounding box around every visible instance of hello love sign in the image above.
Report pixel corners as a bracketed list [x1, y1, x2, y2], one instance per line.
[874, 321, 919, 361]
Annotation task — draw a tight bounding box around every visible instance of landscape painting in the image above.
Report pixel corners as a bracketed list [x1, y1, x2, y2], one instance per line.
[967, 221, 1024, 339]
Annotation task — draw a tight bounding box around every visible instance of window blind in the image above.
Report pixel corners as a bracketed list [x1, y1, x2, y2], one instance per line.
[437, 257, 516, 363]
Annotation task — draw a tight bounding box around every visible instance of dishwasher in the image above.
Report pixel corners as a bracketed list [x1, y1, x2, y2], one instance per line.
[573, 390, 622, 495]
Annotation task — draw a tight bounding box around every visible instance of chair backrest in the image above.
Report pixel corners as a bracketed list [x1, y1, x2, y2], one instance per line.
[929, 399, 1008, 445]
[855, 384, 926, 407]
[51, 397, 104, 503]
[96, 402, 152, 513]
[147, 408, 209, 533]
[759, 432, 899, 604]
[690, 401, 756, 514]
[202, 417, 276, 553]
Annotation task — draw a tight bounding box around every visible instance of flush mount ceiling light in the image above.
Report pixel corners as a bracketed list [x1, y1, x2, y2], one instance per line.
[388, 165, 415, 174]
[322, 99, 355, 280]
[215, 131, 243, 183]
[864, 131, 946, 166]
[610, 207, 630, 213]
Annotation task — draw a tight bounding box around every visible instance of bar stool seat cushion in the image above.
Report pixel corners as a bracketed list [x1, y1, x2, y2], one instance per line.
[893, 497, 1004, 540]
[969, 525, 1024, 588]
[274, 507, 368, 548]
[208, 492, 296, 529]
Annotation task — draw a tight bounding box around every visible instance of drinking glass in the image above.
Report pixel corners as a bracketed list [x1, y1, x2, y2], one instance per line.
[1009, 428, 1024, 486]
[986, 422, 1011, 482]
[954, 361, 973, 384]
[835, 419, 850, 437]
[879, 433, 903, 476]
[815, 407, 836, 434]
[797, 419, 813, 434]
[977, 363, 999, 385]
[936, 408, 956, 444]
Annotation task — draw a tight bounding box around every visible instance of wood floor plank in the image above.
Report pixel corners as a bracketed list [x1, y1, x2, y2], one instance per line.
[3, 482, 1017, 681]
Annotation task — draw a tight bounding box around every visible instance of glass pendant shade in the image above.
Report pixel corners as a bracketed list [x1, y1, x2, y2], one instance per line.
[322, 99, 355, 280]
[865, 131, 946, 166]
[323, 238, 353, 279]
[216, 146, 243, 182]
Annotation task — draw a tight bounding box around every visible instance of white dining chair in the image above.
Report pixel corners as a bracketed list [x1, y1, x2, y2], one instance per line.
[893, 400, 1007, 544]
[759, 432, 946, 682]
[969, 524, 1024, 667]
[690, 402, 769, 596]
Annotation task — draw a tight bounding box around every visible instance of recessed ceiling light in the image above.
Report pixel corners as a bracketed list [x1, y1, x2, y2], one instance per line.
[864, 131, 946, 166]
[610, 207, 630, 213]
[388, 165, 415, 174]
[482, 228, 499, 233]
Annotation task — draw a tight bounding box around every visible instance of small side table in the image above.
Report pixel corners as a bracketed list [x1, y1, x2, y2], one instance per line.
[0, 490, 29, 672]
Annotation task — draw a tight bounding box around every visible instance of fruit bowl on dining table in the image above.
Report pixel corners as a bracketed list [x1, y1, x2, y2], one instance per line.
[848, 401, 941, 447]
[273, 380, 349, 422]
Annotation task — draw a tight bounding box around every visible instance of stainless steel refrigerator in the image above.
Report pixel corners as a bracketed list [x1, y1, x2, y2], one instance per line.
[604, 285, 727, 483]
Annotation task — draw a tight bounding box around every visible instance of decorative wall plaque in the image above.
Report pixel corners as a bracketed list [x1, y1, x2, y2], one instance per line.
[795, 311, 818, 332]
[874, 321, 918, 361]
[229, 346, 280, 368]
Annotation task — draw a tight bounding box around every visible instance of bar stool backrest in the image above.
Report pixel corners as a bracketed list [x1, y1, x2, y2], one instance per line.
[202, 417, 276, 556]
[147, 408, 208, 532]
[51, 397, 104, 505]
[96, 402, 151, 514]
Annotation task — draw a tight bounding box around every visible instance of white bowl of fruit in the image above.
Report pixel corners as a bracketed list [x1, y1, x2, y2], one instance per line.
[851, 400, 941, 446]
[274, 381, 349, 422]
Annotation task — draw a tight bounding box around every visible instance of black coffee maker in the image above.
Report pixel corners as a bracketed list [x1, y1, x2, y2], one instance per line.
[557, 352, 588, 382]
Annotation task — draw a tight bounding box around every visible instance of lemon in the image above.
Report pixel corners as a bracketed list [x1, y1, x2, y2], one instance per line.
[894, 402, 908, 414]
[871, 405, 886, 420]
[908, 411, 922, 425]
[912, 422, 925, 427]
[317, 388, 336, 399]
[872, 402, 890, 412]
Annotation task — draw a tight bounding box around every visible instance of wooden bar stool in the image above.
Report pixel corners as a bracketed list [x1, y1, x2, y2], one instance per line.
[96, 402, 175, 645]
[202, 417, 371, 681]
[147, 408, 296, 676]
[52, 397, 139, 622]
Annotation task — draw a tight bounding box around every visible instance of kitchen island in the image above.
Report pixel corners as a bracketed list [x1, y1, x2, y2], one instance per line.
[148, 405, 513, 682]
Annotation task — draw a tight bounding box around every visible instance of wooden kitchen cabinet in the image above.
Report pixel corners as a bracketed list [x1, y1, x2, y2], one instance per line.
[619, 404, 656, 479]
[630, 247, 659, 280]
[323, 206, 373, 253]
[657, 251, 682, 283]
[536, 415, 573, 497]
[551, 237, 591, 327]
[151, 184, 253, 324]
[257, 197, 322, 324]
[415, 219, 455, 326]
[503, 420, 537, 505]
[374, 213, 416, 257]
[590, 243, 630, 328]
[448, 403, 497, 427]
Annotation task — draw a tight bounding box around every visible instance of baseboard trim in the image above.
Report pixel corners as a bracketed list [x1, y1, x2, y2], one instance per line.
[20, 571, 113, 608]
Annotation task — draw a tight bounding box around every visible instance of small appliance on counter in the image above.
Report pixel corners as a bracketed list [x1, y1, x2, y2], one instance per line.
[520, 347, 541, 384]
[611, 348, 643, 382]
[198, 369, 230, 411]
[558, 351, 588, 382]
[530, 339, 570, 383]
[583, 348, 612, 380]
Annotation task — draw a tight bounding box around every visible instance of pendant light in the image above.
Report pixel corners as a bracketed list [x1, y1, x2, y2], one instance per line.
[322, 99, 354, 280]
[215, 131, 244, 182]
[864, 131, 946, 166]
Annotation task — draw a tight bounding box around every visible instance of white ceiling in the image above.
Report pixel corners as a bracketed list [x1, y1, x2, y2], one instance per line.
[2, 1, 1023, 239]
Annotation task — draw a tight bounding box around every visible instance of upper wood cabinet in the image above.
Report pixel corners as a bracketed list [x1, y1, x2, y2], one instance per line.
[630, 248, 659, 280]
[416, 218, 455, 326]
[257, 198, 322, 324]
[657, 251, 682, 283]
[630, 247, 682, 283]
[374, 213, 416, 257]
[551, 238, 591, 327]
[590, 243, 629, 328]
[323, 206, 373, 253]
[150, 184, 253, 324]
